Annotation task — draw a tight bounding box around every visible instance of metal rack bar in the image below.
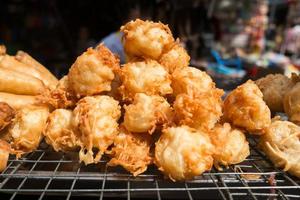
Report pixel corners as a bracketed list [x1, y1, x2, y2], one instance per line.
[0, 138, 299, 200]
[38, 155, 65, 200]
[10, 152, 45, 200]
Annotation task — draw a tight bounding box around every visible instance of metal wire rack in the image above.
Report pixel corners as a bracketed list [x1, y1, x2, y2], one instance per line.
[0, 138, 299, 200]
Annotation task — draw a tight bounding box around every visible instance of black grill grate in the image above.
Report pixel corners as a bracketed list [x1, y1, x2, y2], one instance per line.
[0, 138, 299, 200]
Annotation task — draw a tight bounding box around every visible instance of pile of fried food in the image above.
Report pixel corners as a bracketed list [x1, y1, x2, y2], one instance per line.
[0, 19, 299, 181]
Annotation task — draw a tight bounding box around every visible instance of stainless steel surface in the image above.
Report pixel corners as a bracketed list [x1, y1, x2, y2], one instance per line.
[0, 138, 299, 200]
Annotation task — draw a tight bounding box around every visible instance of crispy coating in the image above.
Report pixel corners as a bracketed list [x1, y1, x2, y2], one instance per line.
[123, 93, 173, 134]
[173, 89, 224, 130]
[0, 139, 10, 172]
[0, 102, 15, 131]
[119, 60, 172, 101]
[210, 123, 250, 170]
[0, 92, 39, 110]
[259, 120, 300, 178]
[73, 95, 121, 165]
[44, 109, 79, 152]
[171, 67, 215, 96]
[159, 42, 190, 73]
[41, 76, 76, 109]
[68, 44, 120, 98]
[0, 68, 46, 95]
[223, 80, 271, 133]
[154, 126, 214, 181]
[256, 74, 294, 112]
[0, 54, 57, 90]
[283, 82, 300, 125]
[15, 51, 58, 90]
[121, 19, 174, 60]
[8, 106, 49, 157]
[107, 125, 152, 176]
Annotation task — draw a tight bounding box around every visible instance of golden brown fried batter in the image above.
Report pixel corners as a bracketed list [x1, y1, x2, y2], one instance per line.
[0, 68, 46, 95]
[15, 50, 58, 90]
[210, 123, 249, 170]
[0, 139, 10, 172]
[107, 125, 152, 176]
[44, 109, 79, 152]
[68, 44, 120, 98]
[123, 93, 173, 134]
[8, 106, 49, 157]
[283, 82, 300, 125]
[155, 125, 214, 181]
[73, 95, 121, 165]
[223, 80, 271, 133]
[0, 102, 15, 131]
[41, 76, 76, 109]
[259, 119, 300, 178]
[118, 60, 172, 101]
[173, 89, 224, 130]
[159, 42, 190, 73]
[0, 92, 39, 110]
[256, 74, 294, 112]
[121, 19, 174, 60]
[171, 67, 215, 96]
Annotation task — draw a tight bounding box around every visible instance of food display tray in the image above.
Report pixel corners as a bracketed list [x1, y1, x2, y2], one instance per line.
[0, 137, 299, 200]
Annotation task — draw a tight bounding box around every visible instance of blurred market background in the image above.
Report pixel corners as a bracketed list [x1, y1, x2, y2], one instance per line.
[0, 0, 299, 90]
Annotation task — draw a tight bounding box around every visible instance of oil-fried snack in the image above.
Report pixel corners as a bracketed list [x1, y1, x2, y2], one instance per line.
[0, 54, 56, 90]
[121, 19, 174, 60]
[223, 80, 271, 133]
[15, 51, 58, 90]
[118, 60, 172, 101]
[44, 109, 79, 152]
[40, 76, 76, 109]
[159, 41, 190, 73]
[0, 139, 10, 172]
[155, 125, 214, 181]
[171, 67, 215, 96]
[0, 102, 15, 131]
[283, 82, 300, 125]
[68, 44, 120, 98]
[255, 74, 294, 112]
[173, 89, 224, 130]
[73, 95, 121, 165]
[107, 125, 152, 176]
[0, 92, 39, 110]
[8, 106, 49, 157]
[210, 123, 249, 170]
[123, 93, 173, 134]
[0, 68, 46, 95]
[259, 120, 300, 178]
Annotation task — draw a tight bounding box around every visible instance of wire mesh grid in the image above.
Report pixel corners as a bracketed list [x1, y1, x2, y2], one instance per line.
[0, 138, 299, 200]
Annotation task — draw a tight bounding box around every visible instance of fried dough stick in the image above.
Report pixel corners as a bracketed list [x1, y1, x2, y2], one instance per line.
[0, 92, 39, 110]
[0, 54, 56, 89]
[16, 51, 58, 89]
[0, 68, 46, 95]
